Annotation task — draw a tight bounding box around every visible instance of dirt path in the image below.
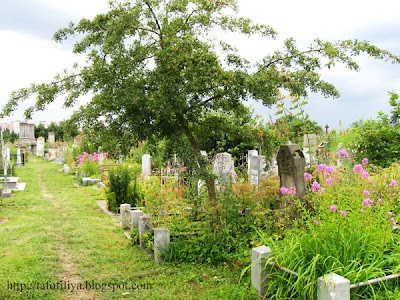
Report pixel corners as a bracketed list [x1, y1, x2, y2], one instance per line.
[36, 166, 95, 299]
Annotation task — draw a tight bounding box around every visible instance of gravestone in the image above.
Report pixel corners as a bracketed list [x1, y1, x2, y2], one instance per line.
[303, 134, 317, 165]
[57, 151, 65, 165]
[36, 137, 45, 157]
[48, 132, 55, 144]
[142, 154, 151, 177]
[212, 152, 236, 183]
[247, 150, 258, 175]
[277, 144, 306, 199]
[6, 148, 10, 163]
[249, 155, 261, 185]
[18, 122, 36, 153]
[16, 148, 22, 167]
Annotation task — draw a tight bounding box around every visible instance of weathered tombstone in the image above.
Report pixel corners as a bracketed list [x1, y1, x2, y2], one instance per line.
[277, 144, 306, 199]
[57, 152, 65, 165]
[247, 150, 259, 175]
[120, 203, 131, 229]
[249, 156, 261, 185]
[48, 131, 55, 144]
[154, 227, 170, 263]
[212, 152, 236, 183]
[36, 137, 45, 157]
[63, 164, 70, 175]
[142, 154, 151, 178]
[16, 148, 22, 167]
[303, 134, 317, 165]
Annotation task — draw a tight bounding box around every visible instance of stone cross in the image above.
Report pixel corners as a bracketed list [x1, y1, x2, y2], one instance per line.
[325, 124, 329, 134]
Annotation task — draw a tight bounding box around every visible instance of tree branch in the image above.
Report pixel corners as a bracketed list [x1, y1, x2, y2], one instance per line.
[144, 1, 162, 33]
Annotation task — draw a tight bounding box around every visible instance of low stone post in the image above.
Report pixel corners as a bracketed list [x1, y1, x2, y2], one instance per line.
[120, 204, 131, 229]
[138, 214, 151, 247]
[131, 210, 143, 228]
[317, 273, 350, 300]
[251, 245, 273, 298]
[153, 227, 170, 263]
[63, 164, 70, 175]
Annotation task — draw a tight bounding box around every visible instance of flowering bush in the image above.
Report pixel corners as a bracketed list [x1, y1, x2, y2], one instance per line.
[261, 159, 400, 299]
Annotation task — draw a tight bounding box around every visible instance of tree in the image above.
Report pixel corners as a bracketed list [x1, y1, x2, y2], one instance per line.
[2, 0, 399, 203]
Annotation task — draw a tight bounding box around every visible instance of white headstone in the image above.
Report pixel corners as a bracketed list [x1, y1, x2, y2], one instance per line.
[36, 137, 45, 157]
[16, 148, 22, 166]
[142, 154, 151, 177]
[213, 152, 236, 183]
[48, 132, 55, 144]
[250, 156, 261, 185]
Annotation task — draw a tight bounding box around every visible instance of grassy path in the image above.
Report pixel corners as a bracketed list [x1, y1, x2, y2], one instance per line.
[0, 158, 249, 299]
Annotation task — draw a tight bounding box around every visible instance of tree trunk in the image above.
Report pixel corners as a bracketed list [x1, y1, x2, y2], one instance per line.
[182, 124, 217, 203]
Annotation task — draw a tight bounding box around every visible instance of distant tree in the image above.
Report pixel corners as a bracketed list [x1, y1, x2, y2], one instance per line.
[2, 0, 399, 204]
[35, 123, 48, 138]
[2, 129, 18, 143]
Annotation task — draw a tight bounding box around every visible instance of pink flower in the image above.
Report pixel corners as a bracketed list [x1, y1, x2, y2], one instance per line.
[390, 217, 395, 222]
[326, 177, 333, 186]
[362, 158, 369, 165]
[340, 210, 347, 217]
[288, 186, 297, 194]
[304, 172, 312, 182]
[353, 164, 363, 173]
[389, 180, 398, 187]
[360, 208, 364, 213]
[377, 198, 382, 203]
[317, 164, 326, 171]
[339, 149, 349, 158]
[311, 181, 321, 192]
[363, 189, 370, 196]
[318, 187, 325, 194]
[313, 219, 319, 225]
[368, 179, 373, 184]
[325, 166, 336, 174]
[329, 205, 337, 212]
[361, 171, 370, 179]
[362, 198, 373, 206]
[280, 187, 288, 195]
[388, 212, 393, 217]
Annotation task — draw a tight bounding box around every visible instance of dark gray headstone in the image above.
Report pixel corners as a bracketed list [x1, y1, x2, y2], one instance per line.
[277, 144, 306, 199]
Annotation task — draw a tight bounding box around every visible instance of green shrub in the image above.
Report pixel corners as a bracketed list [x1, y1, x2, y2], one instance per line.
[106, 164, 144, 212]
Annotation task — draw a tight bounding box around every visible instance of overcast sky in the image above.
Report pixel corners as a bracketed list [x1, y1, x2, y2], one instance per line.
[0, 0, 399, 129]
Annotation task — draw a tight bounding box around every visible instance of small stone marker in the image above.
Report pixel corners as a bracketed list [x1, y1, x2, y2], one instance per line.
[277, 144, 306, 198]
[251, 246, 272, 298]
[138, 214, 151, 247]
[63, 164, 70, 175]
[131, 210, 143, 228]
[154, 227, 170, 263]
[317, 273, 350, 300]
[142, 154, 151, 178]
[16, 148, 22, 167]
[120, 203, 131, 229]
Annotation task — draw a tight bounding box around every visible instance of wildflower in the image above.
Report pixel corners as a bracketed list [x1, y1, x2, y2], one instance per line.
[377, 198, 383, 203]
[325, 166, 336, 174]
[304, 172, 312, 182]
[368, 179, 373, 184]
[317, 164, 326, 171]
[362, 158, 369, 165]
[340, 210, 347, 217]
[353, 164, 363, 173]
[329, 205, 337, 212]
[361, 171, 369, 179]
[326, 177, 333, 186]
[389, 180, 398, 187]
[288, 186, 296, 194]
[318, 187, 325, 194]
[390, 217, 395, 223]
[388, 212, 393, 217]
[311, 181, 321, 192]
[360, 208, 364, 213]
[339, 149, 349, 158]
[363, 190, 370, 196]
[313, 219, 319, 225]
[280, 187, 288, 195]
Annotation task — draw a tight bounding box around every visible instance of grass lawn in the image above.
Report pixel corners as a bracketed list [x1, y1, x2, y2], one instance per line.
[0, 158, 252, 299]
